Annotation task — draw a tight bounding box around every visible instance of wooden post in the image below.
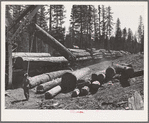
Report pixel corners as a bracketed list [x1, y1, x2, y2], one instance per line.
[7, 41, 12, 89]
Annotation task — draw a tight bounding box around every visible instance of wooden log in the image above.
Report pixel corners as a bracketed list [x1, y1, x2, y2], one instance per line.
[91, 70, 105, 82]
[91, 81, 100, 89]
[72, 52, 91, 58]
[80, 86, 90, 96]
[28, 70, 71, 88]
[92, 52, 103, 56]
[36, 78, 62, 93]
[61, 67, 91, 93]
[112, 64, 134, 78]
[45, 85, 61, 99]
[77, 78, 91, 89]
[71, 88, 80, 97]
[119, 63, 133, 68]
[105, 66, 116, 79]
[12, 52, 51, 58]
[14, 56, 68, 69]
[28, 23, 76, 62]
[93, 55, 103, 59]
[76, 56, 92, 61]
[119, 75, 130, 87]
[68, 48, 87, 53]
[132, 70, 143, 78]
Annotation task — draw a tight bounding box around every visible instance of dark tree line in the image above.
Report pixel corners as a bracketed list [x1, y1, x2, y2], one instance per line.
[6, 5, 144, 54]
[67, 5, 144, 53]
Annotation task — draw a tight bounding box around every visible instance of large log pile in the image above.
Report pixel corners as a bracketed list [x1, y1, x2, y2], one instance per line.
[19, 61, 143, 100]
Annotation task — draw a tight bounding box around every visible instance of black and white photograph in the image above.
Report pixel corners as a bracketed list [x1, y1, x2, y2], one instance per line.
[1, 1, 148, 122]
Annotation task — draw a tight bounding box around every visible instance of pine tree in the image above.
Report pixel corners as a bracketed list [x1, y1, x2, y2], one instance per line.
[101, 5, 106, 49]
[122, 28, 127, 51]
[105, 6, 114, 50]
[92, 6, 98, 43]
[138, 15, 144, 53]
[127, 28, 133, 52]
[70, 5, 91, 48]
[52, 5, 66, 45]
[98, 5, 101, 42]
[115, 18, 122, 50]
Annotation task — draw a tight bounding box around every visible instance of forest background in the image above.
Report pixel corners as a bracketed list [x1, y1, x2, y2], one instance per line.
[5, 3, 144, 55]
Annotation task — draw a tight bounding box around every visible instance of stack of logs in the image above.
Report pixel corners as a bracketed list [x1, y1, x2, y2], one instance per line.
[23, 63, 143, 99]
[71, 63, 143, 97]
[13, 49, 130, 71]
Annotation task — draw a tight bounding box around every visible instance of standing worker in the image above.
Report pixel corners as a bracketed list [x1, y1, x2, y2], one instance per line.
[22, 73, 30, 100]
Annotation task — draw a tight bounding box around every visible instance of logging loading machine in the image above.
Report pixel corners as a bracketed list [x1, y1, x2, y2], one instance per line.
[6, 5, 76, 89]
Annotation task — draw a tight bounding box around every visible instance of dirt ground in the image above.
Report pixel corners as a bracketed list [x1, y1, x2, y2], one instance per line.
[5, 53, 144, 110]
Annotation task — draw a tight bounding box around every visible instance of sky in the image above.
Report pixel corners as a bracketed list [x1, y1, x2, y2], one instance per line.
[63, 2, 146, 36]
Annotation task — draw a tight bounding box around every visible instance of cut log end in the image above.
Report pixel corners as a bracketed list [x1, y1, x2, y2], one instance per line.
[36, 85, 44, 93]
[105, 66, 116, 79]
[80, 86, 90, 96]
[123, 67, 134, 78]
[91, 81, 100, 89]
[72, 88, 80, 97]
[98, 73, 106, 83]
[91, 74, 98, 82]
[61, 72, 77, 93]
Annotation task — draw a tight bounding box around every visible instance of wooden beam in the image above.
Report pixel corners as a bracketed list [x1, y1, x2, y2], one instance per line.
[28, 23, 76, 62]
[7, 41, 12, 89]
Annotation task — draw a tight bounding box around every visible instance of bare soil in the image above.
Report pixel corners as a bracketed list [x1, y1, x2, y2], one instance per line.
[5, 53, 144, 110]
